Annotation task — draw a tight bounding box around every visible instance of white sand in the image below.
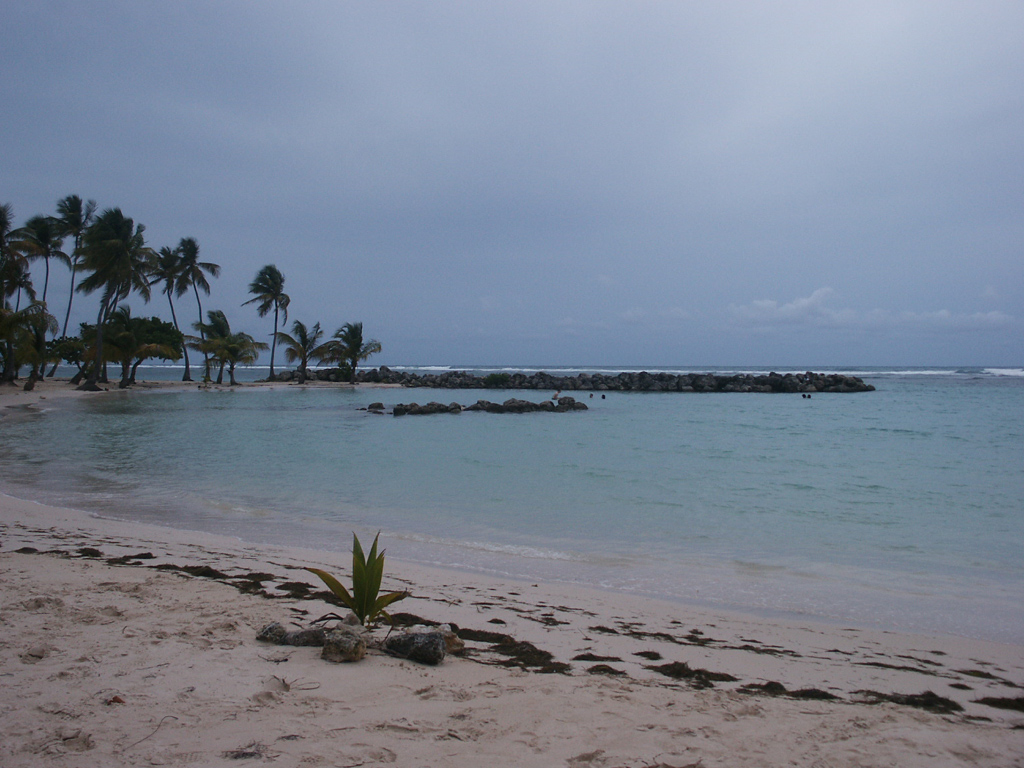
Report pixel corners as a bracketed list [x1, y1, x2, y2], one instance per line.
[2, 380, 1023, 766]
[2, 492, 1023, 767]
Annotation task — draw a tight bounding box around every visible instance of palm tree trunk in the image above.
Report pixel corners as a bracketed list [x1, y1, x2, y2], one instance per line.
[167, 291, 191, 381]
[48, 261, 77, 377]
[82, 300, 107, 388]
[60, 263, 77, 336]
[2, 341, 15, 384]
[42, 258, 50, 309]
[192, 281, 210, 381]
[269, 304, 278, 380]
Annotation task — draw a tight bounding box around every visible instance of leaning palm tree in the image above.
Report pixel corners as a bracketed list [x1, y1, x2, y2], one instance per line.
[274, 319, 327, 383]
[175, 237, 219, 381]
[52, 196, 97, 364]
[322, 322, 382, 383]
[150, 245, 195, 381]
[76, 208, 154, 386]
[243, 264, 289, 380]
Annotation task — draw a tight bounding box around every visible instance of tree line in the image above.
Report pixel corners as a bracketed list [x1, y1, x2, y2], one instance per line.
[1, 196, 381, 389]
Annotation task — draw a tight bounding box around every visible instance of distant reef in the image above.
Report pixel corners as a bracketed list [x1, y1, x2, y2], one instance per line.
[330, 367, 875, 393]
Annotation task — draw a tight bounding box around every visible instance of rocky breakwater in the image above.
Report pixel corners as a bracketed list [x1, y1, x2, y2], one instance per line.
[392, 396, 588, 416]
[356, 367, 874, 394]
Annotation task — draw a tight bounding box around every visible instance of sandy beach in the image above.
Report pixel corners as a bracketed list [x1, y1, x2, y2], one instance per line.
[2, 381, 1024, 766]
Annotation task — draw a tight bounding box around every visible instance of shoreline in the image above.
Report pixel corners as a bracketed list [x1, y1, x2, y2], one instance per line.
[2, 491, 1024, 766]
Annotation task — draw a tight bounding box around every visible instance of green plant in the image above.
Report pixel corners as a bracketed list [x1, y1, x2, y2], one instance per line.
[483, 372, 511, 388]
[305, 533, 409, 626]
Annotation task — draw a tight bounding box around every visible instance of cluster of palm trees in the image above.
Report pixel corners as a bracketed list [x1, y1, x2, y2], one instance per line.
[1, 194, 382, 387]
[275, 320, 382, 384]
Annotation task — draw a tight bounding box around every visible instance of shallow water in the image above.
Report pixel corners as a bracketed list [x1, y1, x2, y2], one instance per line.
[3, 366, 1022, 642]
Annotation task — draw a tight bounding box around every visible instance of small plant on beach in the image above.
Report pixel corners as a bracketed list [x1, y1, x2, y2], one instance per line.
[305, 532, 409, 626]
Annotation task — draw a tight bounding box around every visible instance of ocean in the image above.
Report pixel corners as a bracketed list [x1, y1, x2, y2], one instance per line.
[2, 366, 1022, 643]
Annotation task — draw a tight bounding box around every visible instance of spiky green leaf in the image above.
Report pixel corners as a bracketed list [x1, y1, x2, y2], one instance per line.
[304, 567, 356, 612]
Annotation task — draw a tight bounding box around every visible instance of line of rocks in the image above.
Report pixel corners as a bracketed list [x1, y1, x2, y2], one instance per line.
[350, 368, 875, 393]
[388, 396, 589, 416]
[257, 619, 462, 665]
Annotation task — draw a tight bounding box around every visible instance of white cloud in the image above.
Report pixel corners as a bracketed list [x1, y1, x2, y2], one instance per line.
[729, 287, 841, 325]
[660, 306, 691, 320]
[620, 308, 648, 323]
[729, 289, 1015, 332]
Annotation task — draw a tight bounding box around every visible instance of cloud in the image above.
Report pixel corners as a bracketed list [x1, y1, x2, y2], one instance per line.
[619, 306, 693, 325]
[729, 288, 844, 325]
[729, 289, 1015, 332]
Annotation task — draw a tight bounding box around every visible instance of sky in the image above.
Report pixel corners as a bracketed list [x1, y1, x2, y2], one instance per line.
[2, 1, 1022, 367]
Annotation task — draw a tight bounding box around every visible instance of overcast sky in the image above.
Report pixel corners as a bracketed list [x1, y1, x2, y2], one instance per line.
[3, 1, 1022, 367]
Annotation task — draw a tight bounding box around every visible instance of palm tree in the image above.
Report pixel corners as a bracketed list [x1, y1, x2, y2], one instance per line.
[20, 215, 69, 367]
[220, 331, 268, 385]
[243, 264, 289, 380]
[20, 215, 69, 311]
[150, 245, 195, 381]
[176, 237, 220, 381]
[1, 204, 28, 381]
[188, 309, 266, 385]
[323, 322, 382, 383]
[53, 195, 97, 348]
[0, 301, 57, 384]
[189, 309, 231, 384]
[0, 203, 31, 307]
[4, 262, 36, 312]
[20, 214, 69, 319]
[76, 208, 155, 386]
[0, 204, 16, 295]
[274, 319, 327, 382]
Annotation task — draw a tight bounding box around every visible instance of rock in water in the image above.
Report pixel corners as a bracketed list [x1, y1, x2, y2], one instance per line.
[322, 629, 367, 663]
[383, 631, 447, 665]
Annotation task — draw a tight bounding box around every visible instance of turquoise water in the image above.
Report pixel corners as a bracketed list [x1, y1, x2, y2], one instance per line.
[2, 367, 1022, 642]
